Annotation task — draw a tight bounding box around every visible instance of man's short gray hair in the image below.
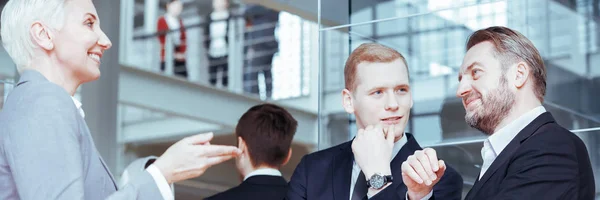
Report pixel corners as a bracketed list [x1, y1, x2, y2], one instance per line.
[1, 0, 69, 73]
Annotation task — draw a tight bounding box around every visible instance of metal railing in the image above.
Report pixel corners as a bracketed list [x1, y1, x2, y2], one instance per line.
[126, 7, 312, 101]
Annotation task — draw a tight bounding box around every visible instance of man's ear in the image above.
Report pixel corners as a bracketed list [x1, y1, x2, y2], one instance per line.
[30, 21, 54, 51]
[237, 136, 247, 154]
[513, 62, 530, 89]
[282, 148, 292, 166]
[342, 89, 355, 114]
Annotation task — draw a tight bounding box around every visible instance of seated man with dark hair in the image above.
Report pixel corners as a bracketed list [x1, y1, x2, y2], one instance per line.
[205, 103, 298, 200]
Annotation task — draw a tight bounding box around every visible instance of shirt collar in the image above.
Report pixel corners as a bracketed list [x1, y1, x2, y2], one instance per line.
[488, 106, 546, 156]
[392, 132, 408, 158]
[71, 96, 85, 118]
[243, 168, 282, 181]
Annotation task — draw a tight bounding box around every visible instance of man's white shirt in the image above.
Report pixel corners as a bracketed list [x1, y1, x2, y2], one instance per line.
[479, 106, 546, 180]
[244, 168, 283, 180]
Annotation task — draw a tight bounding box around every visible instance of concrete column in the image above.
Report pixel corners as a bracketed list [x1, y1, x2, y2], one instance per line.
[145, 0, 160, 71]
[119, 0, 134, 64]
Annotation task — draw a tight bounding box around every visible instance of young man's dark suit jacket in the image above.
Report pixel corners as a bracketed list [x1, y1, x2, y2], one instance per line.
[287, 133, 463, 200]
[464, 112, 595, 200]
[205, 175, 288, 200]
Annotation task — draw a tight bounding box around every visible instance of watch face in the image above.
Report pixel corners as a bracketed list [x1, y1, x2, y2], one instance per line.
[369, 174, 385, 189]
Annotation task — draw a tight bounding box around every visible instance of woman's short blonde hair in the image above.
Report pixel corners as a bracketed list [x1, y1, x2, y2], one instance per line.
[1, 0, 69, 73]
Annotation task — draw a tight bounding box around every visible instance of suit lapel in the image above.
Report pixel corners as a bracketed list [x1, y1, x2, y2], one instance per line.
[390, 133, 421, 196]
[466, 112, 555, 198]
[332, 141, 354, 200]
[98, 155, 118, 190]
[464, 174, 480, 200]
[83, 121, 119, 190]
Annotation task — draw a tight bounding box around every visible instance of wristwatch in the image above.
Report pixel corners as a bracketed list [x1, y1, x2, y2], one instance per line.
[366, 173, 393, 190]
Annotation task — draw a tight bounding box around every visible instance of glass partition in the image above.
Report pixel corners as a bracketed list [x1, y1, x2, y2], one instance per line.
[319, 0, 600, 197]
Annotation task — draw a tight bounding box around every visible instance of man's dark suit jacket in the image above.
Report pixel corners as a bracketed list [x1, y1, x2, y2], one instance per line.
[205, 175, 288, 200]
[464, 112, 595, 200]
[287, 133, 463, 200]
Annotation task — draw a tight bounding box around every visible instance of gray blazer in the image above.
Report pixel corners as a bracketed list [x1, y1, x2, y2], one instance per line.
[0, 70, 163, 200]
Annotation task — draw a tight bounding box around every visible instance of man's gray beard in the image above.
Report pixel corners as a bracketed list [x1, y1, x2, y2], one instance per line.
[464, 77, 515, 135]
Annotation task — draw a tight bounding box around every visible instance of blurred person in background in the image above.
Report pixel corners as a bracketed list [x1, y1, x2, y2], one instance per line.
[243, 4, 279, 99]
[204, 0, 231, 88]
[158, 0, 188, 78]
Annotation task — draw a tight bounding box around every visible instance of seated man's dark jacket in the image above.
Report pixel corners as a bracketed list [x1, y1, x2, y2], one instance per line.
[464, 112, 595, 200]
[287, 133, 463, 200]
